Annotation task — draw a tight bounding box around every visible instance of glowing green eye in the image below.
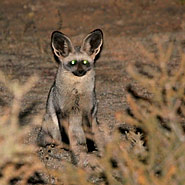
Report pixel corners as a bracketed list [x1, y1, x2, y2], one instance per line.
[70, 60, 77, 65]
[83, 60, 88, 65]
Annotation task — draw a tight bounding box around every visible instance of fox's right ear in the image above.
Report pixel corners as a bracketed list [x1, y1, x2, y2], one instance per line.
[81, 29, 103, 60]
[51, 31, 74, 58]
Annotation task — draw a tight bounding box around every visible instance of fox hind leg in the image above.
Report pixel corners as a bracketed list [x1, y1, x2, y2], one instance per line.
[37, 113, 61, 146]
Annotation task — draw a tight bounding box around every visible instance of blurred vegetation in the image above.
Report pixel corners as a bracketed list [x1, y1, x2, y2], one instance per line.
[116, 36, 185, 184]
[179, 0, 185, 5]
[0, 73, 45, 185]
[0, 36, 184, 184]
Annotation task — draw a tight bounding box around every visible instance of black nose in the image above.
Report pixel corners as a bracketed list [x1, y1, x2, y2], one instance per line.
[73, 70, 86, 77]
[78, 70, 85, 74]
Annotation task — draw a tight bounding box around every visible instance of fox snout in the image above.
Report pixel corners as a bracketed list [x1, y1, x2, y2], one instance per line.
[72, 62, 88, 77]
[73, 69, 86, 77]
[63, 60, 91, 77]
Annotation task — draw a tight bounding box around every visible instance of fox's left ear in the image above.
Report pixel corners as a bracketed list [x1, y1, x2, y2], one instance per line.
[81, 29, 103, 59]
[51, 31, 74, 59]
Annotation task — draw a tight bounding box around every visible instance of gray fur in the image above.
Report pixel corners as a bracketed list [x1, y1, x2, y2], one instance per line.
[37, 29, 103, 158]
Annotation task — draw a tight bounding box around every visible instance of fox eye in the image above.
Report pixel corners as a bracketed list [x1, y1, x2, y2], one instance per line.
[70, 60, 77, 65]
[83, 60, 89, 65]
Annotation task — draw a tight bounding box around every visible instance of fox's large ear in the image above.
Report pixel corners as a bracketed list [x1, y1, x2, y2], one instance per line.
[81, 29, 103, 59]
[51, 31, 74, 58]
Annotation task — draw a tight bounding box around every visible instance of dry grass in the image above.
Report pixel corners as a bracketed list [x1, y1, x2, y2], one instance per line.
[0, 36, 184, 184]
[0, 73, 45, 185]
[116, 36, 185, 184]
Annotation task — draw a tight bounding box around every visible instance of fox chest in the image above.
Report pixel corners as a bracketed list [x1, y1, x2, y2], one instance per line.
[59, 86, 94, 114]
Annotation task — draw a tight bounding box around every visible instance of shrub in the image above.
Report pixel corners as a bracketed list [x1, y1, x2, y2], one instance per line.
[0, 36, 184, 184]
